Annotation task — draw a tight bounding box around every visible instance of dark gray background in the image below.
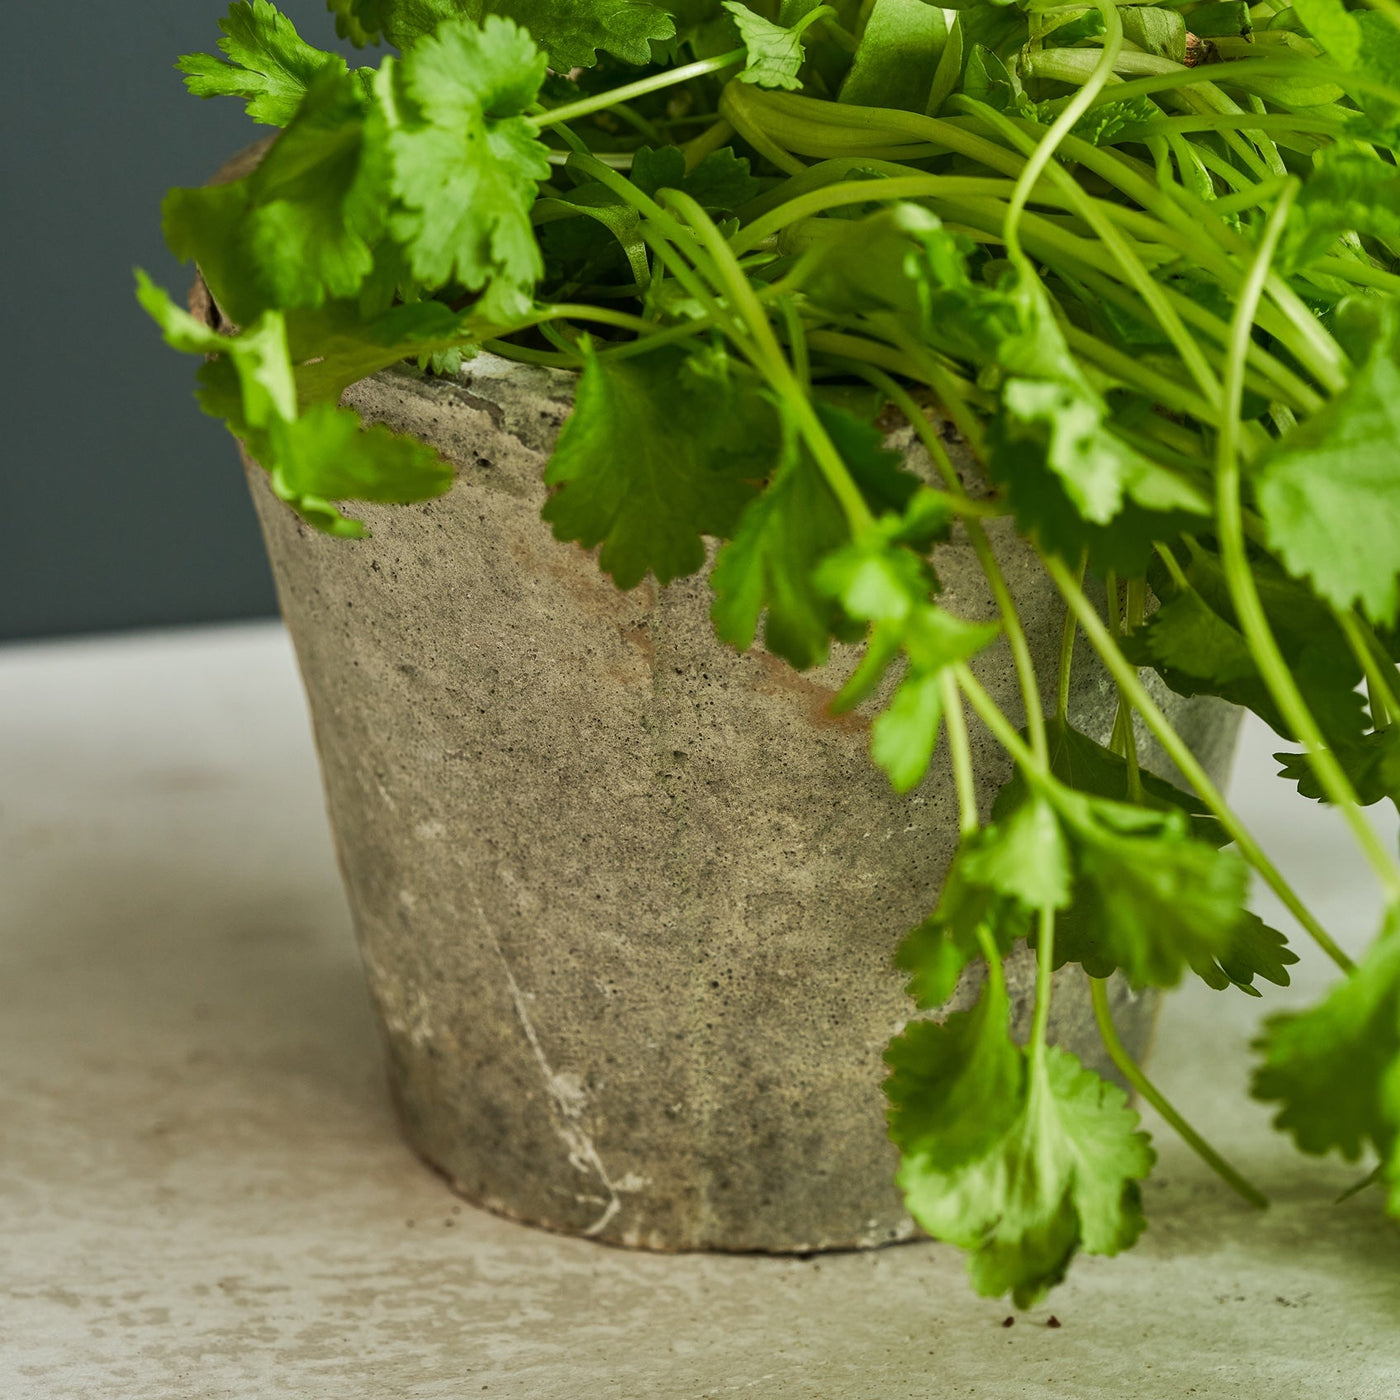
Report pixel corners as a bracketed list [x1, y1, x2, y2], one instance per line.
[2, 3, 365, 641]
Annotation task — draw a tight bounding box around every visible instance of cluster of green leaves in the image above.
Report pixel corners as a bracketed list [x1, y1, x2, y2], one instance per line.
[149, 0, 1400, 1306]
[888, 951, 1154, 1307]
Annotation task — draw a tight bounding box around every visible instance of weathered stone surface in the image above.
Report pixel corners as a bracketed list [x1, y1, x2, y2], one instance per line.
[244, 354, 1239, 1252]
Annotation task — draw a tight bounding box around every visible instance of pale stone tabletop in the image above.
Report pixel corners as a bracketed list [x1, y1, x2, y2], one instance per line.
[3, 623, 1397, 1398]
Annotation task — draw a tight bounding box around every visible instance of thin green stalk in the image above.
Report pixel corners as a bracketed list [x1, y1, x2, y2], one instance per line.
[1338, 608, 1398, 731]
[1133, 112, 1348, 141]
[866, 361, 1048, 760]
[1056, 554, 1087, 723]
[874, 328, 989, 451]
[960, 98, 1222, 408]
[1052, 261, 1321, 413]
[681, 117, 737, 168]
[1312, 257, 1400, 299]
[1090, 978, 1270, 1210]
[534, 50, 744, 129]
[849, 368, 976, 507]
[956, 665, 1047, 776]
[1214, 186, 1400, 902]
[806, 329, 932, 383]
[779, 296, 810, 388]
[661, 190, 878, 537]
[1002, 0, 1124, 274]
[720, 83, 810, 175]
[1061, 324, 1219, 427]
[1044, 553, 1356, 974]
[1346, 612, 1400, 731]
[1103, 573, 1142, 800]
[1029, 906, 1057, 1058]
[1078, 57, 1400, 118]
[941, 669, 980, 838]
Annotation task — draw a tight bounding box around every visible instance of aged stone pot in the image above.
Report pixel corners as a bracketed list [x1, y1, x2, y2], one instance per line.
[238, 351, 1238, 1252]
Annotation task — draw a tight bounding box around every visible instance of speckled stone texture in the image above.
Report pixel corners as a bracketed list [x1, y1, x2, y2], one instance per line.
[243, 354, 1239, 1253]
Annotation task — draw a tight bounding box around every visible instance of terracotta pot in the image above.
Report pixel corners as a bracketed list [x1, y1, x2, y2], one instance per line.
[239, 353, 1239, 1252]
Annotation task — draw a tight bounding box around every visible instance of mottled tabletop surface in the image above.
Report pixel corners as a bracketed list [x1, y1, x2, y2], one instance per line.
[3, 623, 1396, 1399]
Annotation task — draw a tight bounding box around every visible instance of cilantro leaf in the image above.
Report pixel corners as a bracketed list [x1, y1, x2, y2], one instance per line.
[894, 792, 1069, 1009]
[164, 67, 386, 320]
[1253, 911, 1400, 1164]
[1189, 910, 1298, 998]
[997, 376, 1149, 526]
[710, 415, 846, 668]
[804, 209, 1206, 570]
[483, 0, 677, 68]
[380, 16, 550, 322]
[871, 672, 948, 793]
[265, 401, 452, 504]
[542, 345, 780, 588]
[137, 271, 450, 535]
[886, 967, 1023, 1169]
[332, 0, 676, 67]
[722, 1, 821, 90]
[817, 536, 998, 790]
[1027, 95, 1164, 148]
[1275, 727, 1400, 810]
[631, 145, 761, 211]
[958, 752, 1248, 991]
[962, 794, 1074, 912]
[963, 44, 1023, 114]
[1353, 12, 1400, 132]
[137, 270, 296, 424]
[1290, 0, 1360, 68]
[711, 402, 916, 669]
[1280, 149, 1400, 272]
[243, 68, 387, 306]
[974, 716, 1288, 991]
[1000, 715, 1225, 844]
[327, 0, 381, 46]
[1049, 791, 1247, 988]
[1255, 303, 1400, 626]
[286, 296, 476, 403]
[895, 888, 1029, 1012]
[985, 280, 1210, 567]
[889, 971, 1154, 1307]
[180, 0, 347, 127]
[1127, 542, 1393, 806]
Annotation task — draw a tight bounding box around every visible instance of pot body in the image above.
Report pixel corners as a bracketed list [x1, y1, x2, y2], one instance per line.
[245, 355, 1239, 1251]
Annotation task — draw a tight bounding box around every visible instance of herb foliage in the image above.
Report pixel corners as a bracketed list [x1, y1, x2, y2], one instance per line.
[148, 0, 1400, 1304]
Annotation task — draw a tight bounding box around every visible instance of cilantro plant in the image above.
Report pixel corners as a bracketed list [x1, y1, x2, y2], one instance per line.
[145, 0, 1400, 1305]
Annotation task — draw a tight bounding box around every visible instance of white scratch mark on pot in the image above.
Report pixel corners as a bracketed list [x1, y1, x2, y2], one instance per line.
[467, 888, 629, 1236]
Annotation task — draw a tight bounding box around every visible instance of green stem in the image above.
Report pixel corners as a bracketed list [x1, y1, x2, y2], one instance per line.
[1089, 978, 1270, 1210]
[1029, 906, 1057, 1059]
[1001, 0, 1124, 275]
[959, 98, 1222, 408]
[1103, 573, 1139, 796]
[721, 83, 810, 176]
[941, 669, 980, 838]
[681, 117, 737, 168]
[1043, 553, 1356, 974]
[956, 665, 1046, 777]
[868, 364, 1047, 760]
[1337, 609, 1400, 731]
[1078, 57, 1400, 119]
[1214, 187, 1400, 902]
[661, 190, 878, 537]
[534, 50, 745, 129]
[1056, 554, 1086, 724]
